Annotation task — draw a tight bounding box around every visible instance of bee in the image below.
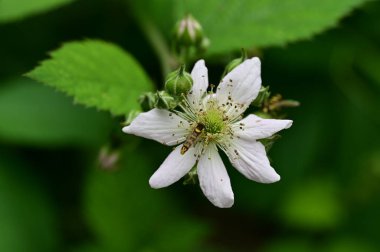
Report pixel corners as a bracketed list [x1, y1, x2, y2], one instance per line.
[180, 123, 205, 155]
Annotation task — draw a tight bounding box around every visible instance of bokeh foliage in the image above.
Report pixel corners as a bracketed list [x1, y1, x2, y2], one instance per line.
[0, 0, 379, 251]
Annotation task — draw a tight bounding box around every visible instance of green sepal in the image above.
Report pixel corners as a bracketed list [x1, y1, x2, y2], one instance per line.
[252, 85, 271, 107]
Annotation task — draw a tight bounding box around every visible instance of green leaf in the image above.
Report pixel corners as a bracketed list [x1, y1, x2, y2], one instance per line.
[130, 0, 367, 54]
[0, 0, 73, 23]
[0, 153, 59, 252]
[84, 145, 208, 251]
[26, 40, 153, 116]
[0, 78, 112, 146]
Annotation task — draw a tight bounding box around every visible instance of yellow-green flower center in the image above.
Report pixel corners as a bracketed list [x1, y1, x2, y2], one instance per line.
[199, 108, 226, 134]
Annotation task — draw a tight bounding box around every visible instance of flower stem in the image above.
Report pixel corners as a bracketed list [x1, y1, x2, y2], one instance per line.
[137, 16, 177, 78]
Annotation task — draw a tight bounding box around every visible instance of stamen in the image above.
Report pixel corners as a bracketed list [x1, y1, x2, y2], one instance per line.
[174, 110, 195, 123]
[209, 84, 216, 93]
[177, 94, 198, 120]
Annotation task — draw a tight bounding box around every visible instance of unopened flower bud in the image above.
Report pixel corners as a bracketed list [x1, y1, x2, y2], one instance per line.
[174, 14, 203, 47]
[222, 48, 248, 77]
[98, 146, 120, 171]
[155, 91, 177, 110]
[164, 65, 193, 97]
[252, 86, 271, 107]
[139, 92, 156, 111]
[183, 166, 198, 185]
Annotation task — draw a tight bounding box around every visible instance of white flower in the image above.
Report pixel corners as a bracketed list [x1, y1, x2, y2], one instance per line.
[123, 58, 292, 208]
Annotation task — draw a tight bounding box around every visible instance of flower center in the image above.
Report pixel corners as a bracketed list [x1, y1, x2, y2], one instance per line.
[200, 108, 226, 134]
[177, 96, 232, 145]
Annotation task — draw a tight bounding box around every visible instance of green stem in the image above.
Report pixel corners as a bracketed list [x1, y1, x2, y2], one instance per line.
[179, 47, 191, 66]
[137, 17, 177, 77]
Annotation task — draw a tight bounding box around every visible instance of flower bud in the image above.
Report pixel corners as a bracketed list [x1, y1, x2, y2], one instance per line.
[98, 146, 120, 171]
[155, 91, 177, 110]
[252, 86, 271, 107]
[183, 166, 198, 185]
[174, 14, 203, 47]
[164, 65, 193, 97]
[222, 48, 248, 77]
[138, 92, 156, 111]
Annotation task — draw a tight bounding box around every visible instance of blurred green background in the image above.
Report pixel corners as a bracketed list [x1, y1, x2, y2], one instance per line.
[1, 0, 380, 251]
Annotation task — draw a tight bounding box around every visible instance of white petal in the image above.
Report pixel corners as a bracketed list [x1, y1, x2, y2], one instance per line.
[234, 114, 293, 140]
[149, 145, 199, 188]
[188, 60, 208, 110]
[198, 144, 234, 208]
[122, 108, 189, 146]
[216, 57, 261, 117]
[224, 138, 280, 183]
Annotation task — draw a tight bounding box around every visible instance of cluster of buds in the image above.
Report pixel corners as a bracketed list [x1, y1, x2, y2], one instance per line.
[138, 65, 193, 112]
[138, 91, 176, 111]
